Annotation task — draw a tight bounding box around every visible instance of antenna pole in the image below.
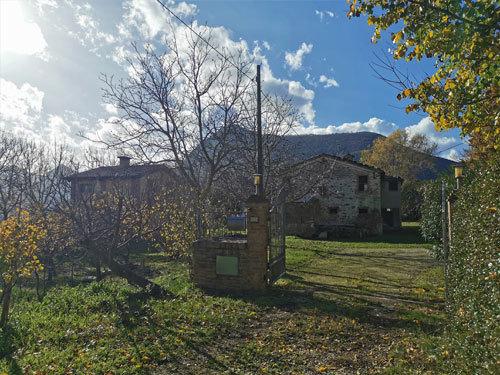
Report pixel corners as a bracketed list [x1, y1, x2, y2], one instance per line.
[256, 64, 264, 197]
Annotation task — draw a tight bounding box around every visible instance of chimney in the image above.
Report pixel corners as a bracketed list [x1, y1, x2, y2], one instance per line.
[118, 156, 131, 167]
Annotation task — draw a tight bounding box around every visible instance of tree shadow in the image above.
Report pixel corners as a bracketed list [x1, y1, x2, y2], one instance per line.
[0, 325, 22, 375]
[348, 226, 427, 245]
[233, 272, 443, 335]
[109, 289, 235, 373]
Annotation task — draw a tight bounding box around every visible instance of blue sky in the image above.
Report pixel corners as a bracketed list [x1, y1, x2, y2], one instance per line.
[0, 0, 465, 160]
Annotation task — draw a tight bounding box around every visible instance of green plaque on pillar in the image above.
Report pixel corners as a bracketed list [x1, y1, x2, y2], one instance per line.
[216, 256, 238, 276]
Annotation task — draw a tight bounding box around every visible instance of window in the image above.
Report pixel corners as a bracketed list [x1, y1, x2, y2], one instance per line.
[318, 185, 328, 196]
[388, 179, 398, 191]
[358, 175, 368, 191]
[328, 207, 338, 214]
[79, 183, 94, 194]
[358, 207, 368, 214]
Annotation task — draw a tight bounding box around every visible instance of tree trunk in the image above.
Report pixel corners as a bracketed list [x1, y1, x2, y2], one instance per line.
[46, 258, 56, 282]
[95, 256, 102, 281]
[86, 244, 168, 297]
[1, 284, 13, 327]
[104, 255, 167, 297]
[35, 271, 42, 301]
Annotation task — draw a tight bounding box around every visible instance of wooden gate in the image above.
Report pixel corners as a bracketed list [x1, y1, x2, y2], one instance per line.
[268, 189, 287, 285]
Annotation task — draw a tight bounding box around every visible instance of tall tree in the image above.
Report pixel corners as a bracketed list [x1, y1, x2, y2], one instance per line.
[349, 0, 499, 153]
[98, 27, 297, 223]
[361, 129, 437, 219]
[361, 129, 437, 181]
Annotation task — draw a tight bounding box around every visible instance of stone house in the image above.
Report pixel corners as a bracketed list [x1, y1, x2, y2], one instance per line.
[285, 154, 402, 238]
[67, 156, 173, 201]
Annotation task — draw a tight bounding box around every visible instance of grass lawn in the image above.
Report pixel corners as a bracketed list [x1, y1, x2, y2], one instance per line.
[0, 224, 446, 374]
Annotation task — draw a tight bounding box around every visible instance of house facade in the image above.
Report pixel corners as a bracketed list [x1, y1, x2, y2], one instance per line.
[285, 154, 402, 238]
[67, 156, 173, 201]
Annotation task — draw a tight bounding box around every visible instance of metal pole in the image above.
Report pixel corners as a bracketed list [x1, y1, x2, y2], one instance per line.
[441, 180, 448, 260]
[441, 180, 449, 305]
[256, 64, 264, 197]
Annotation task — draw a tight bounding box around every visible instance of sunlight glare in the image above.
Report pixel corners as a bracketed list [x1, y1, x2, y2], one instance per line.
[0, 1, 47, 55]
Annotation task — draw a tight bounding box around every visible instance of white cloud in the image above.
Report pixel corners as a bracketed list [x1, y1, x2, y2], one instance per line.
[0, 80, 94, 148]
[66, 2, 116, 55]
[319, 74, 339, 88]
[406, 117, 465, 160]
[0, 1, 48, 59]
[262, 41, 271, 50]
[47, 114, 71, 136]
[406, 117, 460, 148]
[295, 117, 398, 135]
[305, 73, 317, 87]
[121, 0, 197, 40]
[294, 116, 465, 160]
[257, 53, 316, 124]
[446, 149, 460, 161]
[285, 42, 313, 71]
[174, 1, 198, 18]
[102, 103, 118, 115]
[315, 10, 335, 21]
[0, 79, 45, 129]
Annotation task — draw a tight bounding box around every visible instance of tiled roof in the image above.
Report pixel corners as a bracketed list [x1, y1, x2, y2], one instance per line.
[67, 164, 170, 180]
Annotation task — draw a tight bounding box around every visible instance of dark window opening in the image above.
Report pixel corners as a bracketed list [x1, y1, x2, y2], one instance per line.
[318, 185, 328, 196]
[358, 207, 368, 214]
[358, 175, 368, 191]
[79, 183, 94, 194]
[328, 207, 338, 214]
[388, 179, 398, 191]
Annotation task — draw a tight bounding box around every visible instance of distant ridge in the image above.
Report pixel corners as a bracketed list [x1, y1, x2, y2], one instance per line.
[282, 131, 455, 180]
[283, 131, 383, 161]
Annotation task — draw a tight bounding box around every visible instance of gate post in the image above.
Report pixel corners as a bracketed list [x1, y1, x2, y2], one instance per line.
[246, 195, 269, 290]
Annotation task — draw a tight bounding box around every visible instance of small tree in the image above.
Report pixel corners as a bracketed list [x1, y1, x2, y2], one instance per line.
[60, 176, 169, 296]
[0, 210, 45, 326]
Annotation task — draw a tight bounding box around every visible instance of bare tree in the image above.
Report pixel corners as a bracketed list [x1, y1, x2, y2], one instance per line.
[57, 174, 170, 296]
[98, 27, 299, 229]
[0, 132, 28, 219]
[100, 30, 252, 200]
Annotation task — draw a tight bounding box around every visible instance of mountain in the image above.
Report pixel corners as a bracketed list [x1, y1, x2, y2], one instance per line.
[282, 131, 455, 180]
[283, 131, 383, 160]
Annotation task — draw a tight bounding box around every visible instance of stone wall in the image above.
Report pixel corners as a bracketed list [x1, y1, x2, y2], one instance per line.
[286, 155, 384, 237]
[192, 238, 266, 291]
[191, 196, 269, 292]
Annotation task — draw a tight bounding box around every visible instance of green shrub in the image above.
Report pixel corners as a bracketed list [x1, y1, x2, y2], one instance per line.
[446, 153, 500, 374]
[420, 175, 453, 259]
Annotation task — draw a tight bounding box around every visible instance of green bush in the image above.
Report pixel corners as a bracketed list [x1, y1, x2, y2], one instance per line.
[446, 153, 500, 374]
[420, 175, 453, 259]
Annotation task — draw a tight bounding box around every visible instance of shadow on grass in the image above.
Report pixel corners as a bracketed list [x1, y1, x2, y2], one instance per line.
[0, 325, 22, 375]
[350, 226, 427, 245]
[241, 278, 443, 335]
[297, 226, 427, 246]
[110, 289, 234, 374]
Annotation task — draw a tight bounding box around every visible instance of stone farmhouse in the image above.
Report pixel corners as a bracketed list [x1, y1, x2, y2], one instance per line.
[68, 154, 402, 239]
[284, 154, 402, 238]
[67, 156, 173, 200]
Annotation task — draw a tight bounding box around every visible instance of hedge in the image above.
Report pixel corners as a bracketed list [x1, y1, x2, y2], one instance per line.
[420, 174, 453, 259]
[446, 152, 499, 374]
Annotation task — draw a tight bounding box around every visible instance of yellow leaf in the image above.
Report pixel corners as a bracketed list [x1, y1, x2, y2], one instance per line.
[392, 31, 404, 43]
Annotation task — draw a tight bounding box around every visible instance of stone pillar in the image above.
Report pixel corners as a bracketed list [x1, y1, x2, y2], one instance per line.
[246, 194, 269, 290]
